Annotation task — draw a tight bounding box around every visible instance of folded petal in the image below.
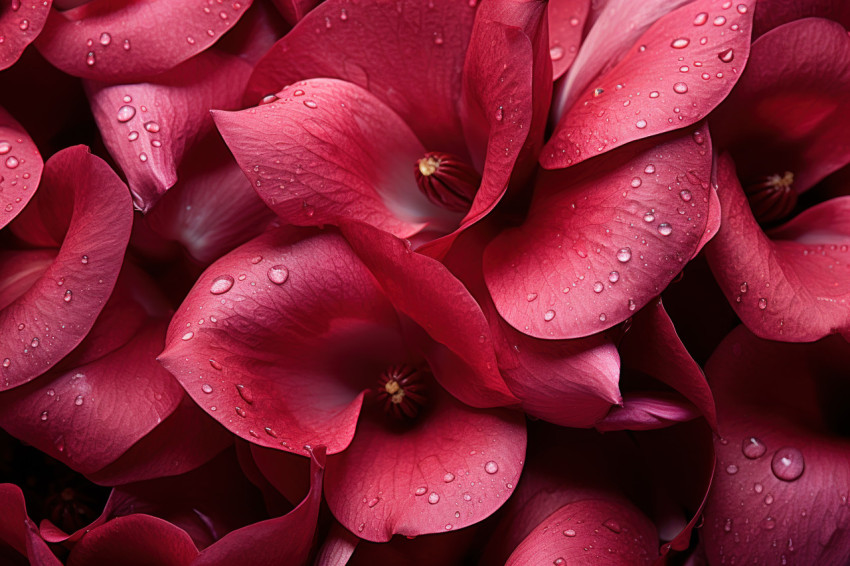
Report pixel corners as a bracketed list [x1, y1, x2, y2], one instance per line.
[270, 0, 319, 26]
[214, 79, 449, 239]
[544, 0, 753, 169]
[85, 50, 252, 212]
[752, 0, 850, 38]
[315, 522, 359, 566]
[0, 484, 61, 566]
[0, 0, 52, 71]
[324, 385, 525, 542]
[548, 0, 589, 80]
[35, 0, 253, 81]
[159, 228, 402, 455]
[596, 392, 700, 432]
[485, 126, 713, 339]
[246, 0, 476, 154]
[705, 154, 850, 341]
[0, 146, 132, 391]
[711, 18, 850, 194]
[0, 106, 43, 228]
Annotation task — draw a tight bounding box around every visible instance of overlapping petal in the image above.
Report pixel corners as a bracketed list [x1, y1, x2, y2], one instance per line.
[484, 126, 714, 339]
[0, 484, 61, 566]
[0, 146, 132, 391]
[0, 0, 52, 71]
[548, 0, 589, 80]
[544, 0, 753, 169]
[752, 0, 850, 38]
[85, 50, 252, 212]
[0, 105, 42, 228]
[35, 0, 253, 81]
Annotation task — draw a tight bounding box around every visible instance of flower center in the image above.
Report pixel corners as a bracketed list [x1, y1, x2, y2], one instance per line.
[414, 152, 481, 213]
[376, 364, 427, 419]
[744, 171, 797, 225]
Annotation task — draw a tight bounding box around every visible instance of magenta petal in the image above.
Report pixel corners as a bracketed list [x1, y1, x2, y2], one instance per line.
[324, 386, 525, 542]
[596, 392, 700, 432]
[543, 0, 753, 169]
[341, 221, 518, 408]
[85, 51, 251, 212]
[0, 484, 61, 566]
[548, 0, 589, 80]
[194, 447, 325, 566]
[35, 0, 252, 81]
[0, 146, 132, 390]
[65, 515, 198, 566]
[705, 155, 850, 341]
[505, 499, 658, 565]
[246, 0, 476, 154]
[0, 106, 43, 228]
[711, 18, 850, 193]
[270, 0, 319, 26]
[0, 0, 52, 71]
[484, 127, 713, 339]
[752, 0, 850, 38]
[159, 229, 401, 454]
[214, 79, 447, 238]
[315, 522, 359, 566]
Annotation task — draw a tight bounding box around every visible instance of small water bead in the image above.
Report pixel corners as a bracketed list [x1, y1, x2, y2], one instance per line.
[644, 212, 655, 223]
[701, 72, 711, 80]
[608, 271, 620, 283]
[649, 91, 659, 98]
[526, 292, 538, 302]
[754, 482, 764, 494]
[644, 164, 656, 174]
[742, 436, 766, 459]
[671, 38, 690, 49]
[139, 153, 148, 162]
[123, 39, 131, 50]
[235, 407, 247, 418]
[128, 131, 139, 141]
[0, 141, 10, 154]
[116, 105, 136, 122]
[679, 65, 690, 73]
[236, 384, 254, 404]
[726, 464, 739, 475]
[74, 395, 84, 406]
[484, 461, 499, 474]
[693, 12, 708, 25]
[564, 529, 577, 537]
[630, 177, 642, 188]
[758, 298, 767, 310]
[415, 486, 427, 496]
[210, 275, 235, 295]
[737, 4, 748, 13]
[443, 472, 455, 483]
[201, 383, 214, 394]
[680, 189, 693, 202]
[463, 493, 472, 501]
[593, 281, 604, 293]
[657, 223, 673, 236]
[554, 559, 565, 566]
[428, 492, 440, 504]
[63, 290, 73, 303]
[303, 100, 318, 109]
[99, 32, 111, 46]
[181, 331, 194, 341]
[550, 45, 565, 61]
[713, 15, 727, 25]
[30, 337, 39, 348]
[771, 447, 805, 481]
[718, 48, 735, 63]
[151, 140, 161, 148]
[765, 493, 774, 505]
[635, 119, 647, 129]
[86, 52, 96, 66]
[543, 310, 556, 322]
[2, 359, 9, 368]
[209, 359, 223, 370]
[599, 313, 607, 322]
[19, 19, 29, 30]
[143, 121, 160, 133]
[5, 156, 19, 169]
[593, 87, 604, 97]
[40, 411, 48, 421]
[267, 265, 289, 285]
[617, 248, 632, 262]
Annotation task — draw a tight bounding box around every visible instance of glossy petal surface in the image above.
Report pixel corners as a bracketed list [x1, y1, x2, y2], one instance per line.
[0, 105, 42, 228]
[0, 0, 52, 71]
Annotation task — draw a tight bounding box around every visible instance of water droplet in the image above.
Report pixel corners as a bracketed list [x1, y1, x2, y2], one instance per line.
[564, 529, 577, 537]
[754, 482, 764, 493]
[671, 38, 690, 49]
[649, 91, 660, 98]
[367, 497, 379, 508]
[484, 461, 499, 474]
[742, 436, 766, 459]
[181, 331, 194, 341]
[554, 559, 565, 566]
[635, 119, 647, 129]
[593, 281, 604, 293]
[599, 313, 607, 322]
[526, 293, 538, 302]
[201, 383, 213, 394]
[593, 87, 604, 97]
[40, 410, 49, 421]
[771, 447, 805, 481]
[267, 265, 289, 285]
[758, 297, 767, 310]
[657, 223, 673, 236]
[99, 32, 111, 46]
[428, 492, 440, 504]
[617, 248, 632, 262]
[736, 4, 748, 14]
[18, 19, 29, 31]
[693, 12, 708, 25]
[1, 359, 9, 368]
[763, 516, 776, 530]
[603, 519, 621, 533]
[123, 39, 131, 50]
[235, 406, 246, 418]
[63, 290, 73, 303]
[550, 45, 565, 61]
[644, 164, 656, 174]
[30, 337, 39, 348]
[0, 142, 10, 154]
[86, 52, 96, 66]
[415, 486, 427, 496]
[543, 309, 556, 322]
[644, 212, 656, 222]
[303, 100, 318, 109]
[726, 464, 739, 475]
[630, 177, 642, 188]
[462, 492, 472, 501]
[128, 131, 139, 141]
[74, 395, 84, 406]
[608, 271, 620, 283]
[210, 275, 235, 295]
[718, 48, 735, 62]
[143, 121, 160, 133]
[236, 384, 254, 404]
[443, 472, 455, 483]
[765, 493, 774, 505]
[713, 15, 727, 26]
[81, 255, 89, 264]
[139, 152, 148, 162]
[494, 105, 504, 122]
[5, 156, 19, 169]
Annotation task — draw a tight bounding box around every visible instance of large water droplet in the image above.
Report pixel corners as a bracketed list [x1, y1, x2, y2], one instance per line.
[603, 519, 621, 533]
[63, 290, 73, 303]
[267, 265, 289, 285]
[443, 472, 455, 483]
[635, 119, 647, 129]
[693, 12, 708, 25]
[608, 271, 620, 283]
[0, 142, 10, 154]
[5, 156, 19, 169]
[673, 82, 689, 94]
[758, 297, 767, 310]
[617, 248, 632, 262]
[593, 281, 604, 293]
[303, 100, 318, 109]
[671, 38, 690, 49]
[718, 48, 735, 63]
[550, 45, 565, 61]
[30, 337, 39, 348]
[543, 310, 556, 322]
[428, 492, 440, 504]
[564, 529, 577, 537]
[201, 383, 213, 394]
[742, 436, 766, 459]
[771, 447, 804, 481]
[657, 223, 673, 236]
[415, 486, 427, 496]
[210, 275, 235, 295]
[236, 384, 254, 404]
[99, 32, 111, 46]
[484, 461, 499, 474]
[1, 359, 9, 368]
[143, 121, 160, 133]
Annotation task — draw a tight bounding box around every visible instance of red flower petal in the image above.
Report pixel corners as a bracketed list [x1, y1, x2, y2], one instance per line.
[543, 0, 753, 169]
[35, 0, 253, 81]
[0, 106, 42, 228]
[751, 0, 850, 39]
[246, 0, 476, 154]
[0, 146, 132, 391]
[702, 326, 850, 565]
[270, 0, 319, 26]
[506, 499, 658, 565]
[158, 229, 401, 455]
[341, 221, 518, 408]
[711, 18, 850, 194]
[315, 522, 359, 566]
[65, 515, 198, 566]
[194, 447, 325, 566]
[0, 484, 61, 566]
[596, 392, 700, 432]
[0, 320, 182, 475]
[85, 50, 252, 212]
[705, 154, 850, 341]
[0, 0, 52, 71]
[548, 0, 589, 80]
[484, 127, 713, 339]
[324, 385, 525, 542]
[214, 79, 448, 239]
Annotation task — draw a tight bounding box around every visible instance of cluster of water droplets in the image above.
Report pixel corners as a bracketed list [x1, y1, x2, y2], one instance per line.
[0, 136, 35, 214]
[113, 94, 163, 162]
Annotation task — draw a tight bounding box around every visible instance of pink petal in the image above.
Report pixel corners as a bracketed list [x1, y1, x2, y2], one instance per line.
[194, 447, 326, 566]
[324, 385, 525, 542]
[35, 0, 253, 81]
[65, 515, 198, 566]
[0, 146, 132, 391]
[596, 392, 700, 432]
[270, 0, 319, 26]
[84, 50, 252, 212]
[0, 484, 61, 565]
[548, 0, 589, 80]
[752, 0, 850, 38]
[158, 229, 402, 455]
[145, 134, 276, 265]
[702, 326, 850, 565]
[214, 79, 447, 239]
[0, 0, 52, 71]
[705, 154, 850, 341]
[246, 0, 476, 155]
[341, 221, 518, 408]
[711, 18, 850, 194]
[215, 1, 289, 65]
[0, 319, 183, 475]
[543, 0, 753, 169]
[506, 499, 658, 565]
[345, 528, 479, 566]
[0, 106, 42, 228]
[484, 127, 713, 339]
[315, 522, 359, 566]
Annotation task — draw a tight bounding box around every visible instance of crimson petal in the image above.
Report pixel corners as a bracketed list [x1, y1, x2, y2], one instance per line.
[752, 0, 850, 38]
[270, 0, 319, 26]
[543, 0, 753, 169]
[0, 146, 132, 391]
[324, 385, 525, 542]
[0, 105, 42, 228]
[214, 79, 447, 239]
[705, 155, 850, 341]
[0, 0, 52, 71]
[35, 0, 252, 81]
[0, 484, 61, 566]
[484, 126, 713, 339]
[548, 0, 589, 80]
[85, 50, 251, 212]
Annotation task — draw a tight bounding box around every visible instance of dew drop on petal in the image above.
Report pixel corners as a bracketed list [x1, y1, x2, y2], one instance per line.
[116, 105, 136, 122]
[771, 447, 805, 481]
[742, 436, 766, 459]
[144, 121, 160, 133]
[718, 48, 735, 63]
[484, 461, 499, 474]
[657, 223, 673, 236]
[74, 395, 84, 406]
[0, 142, 10, 154]
[630, 177, 642, 188]
[267, 265, 289, 285]
[428, 492, 440, 504]
[564, 529, 577, 537]
[99, 32, 111, 46]
[608, 271, 620, 283]
[201, 383, 213, 394]
[758, 297, 767, 310]
[593, 281, 604, 293]
[671, 38, 690, 49]
[415, 486, 427, 496]
[635, 119, 647, 129]
[693, 12, 708, 25]
[443, 472, 455, 483]
[182, 331, 194, 341]
[617, 248, 632, 262]
[63, 290, 73, 303]
[5, 156, 19, 169]
[303, 100, 318, 109]
[644, 164, 656, 174]
[210, 275, 235, 295]
[673, 82, 689, 94]
[543, 309, 556, 322]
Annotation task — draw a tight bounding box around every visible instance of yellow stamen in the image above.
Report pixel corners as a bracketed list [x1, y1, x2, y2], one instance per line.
[417, 156, 440, 177]
[767, 171, 794, 191]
